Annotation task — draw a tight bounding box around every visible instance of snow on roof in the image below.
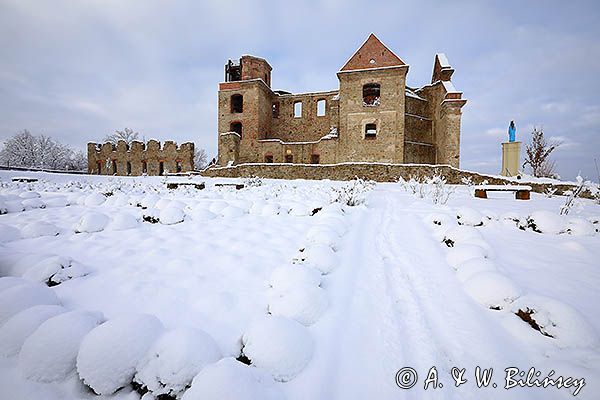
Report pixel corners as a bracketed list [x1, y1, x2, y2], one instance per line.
[436, 53, 451, 68]
[405, 88, 426, 101]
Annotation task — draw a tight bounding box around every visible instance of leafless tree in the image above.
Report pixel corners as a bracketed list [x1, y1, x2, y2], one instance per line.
[103, 127, 140, 145]
[522, 127, 561, 178]
[194, 148, 208, 170]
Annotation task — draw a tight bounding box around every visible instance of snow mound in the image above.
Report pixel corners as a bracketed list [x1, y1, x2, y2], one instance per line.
[269, 265, 321, 293]
[566, 217, 596, 236]
[0, 305, 66, 357]
[84, 193, 106, 207]
[511, 295, 599, 348]
[189, 207, 217, 221]
[21, 221, 59, 238]
[208, 201, 228, 214]
[108, 213, 139, 231]
[442, 225, 483, 246]
[74, 212, 109, 233]
[527, 211, 566, 234]
[456, 207, 484, 226]
[140, 194, 160, 209]
[44, 196, 69, 208]
[0, 284, 60, 325]
[19, 310, 104, 382]
[304, 225, 340, 249]
[446, 244, 489, 269]
[220, 205, 245, 218]
[296, 244, 338, 274]
[463, 272, 521, 309]
[159, 207, 185, 225]
[423, 213, 455, 227]
[76, 314, 164, 395]
[19, 191, 41, 199]
[134, 328, 222, 398]
[0, 223, 21, 242]
[269, 284, 328, 326]
[261, 203, 281, 216]
[23, 256, 90, 285]
[241, 316, 313, 382]
[182, 357, 285, 400]
[455, 258, 497, 283]
[21, 198, 46, 210]
[0, 276, 28, 292]
[289, 203, 311, 216]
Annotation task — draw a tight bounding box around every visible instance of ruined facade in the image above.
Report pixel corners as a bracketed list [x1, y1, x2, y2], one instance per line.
[87, 140, 194, 176]
[217, 34, 467, 167]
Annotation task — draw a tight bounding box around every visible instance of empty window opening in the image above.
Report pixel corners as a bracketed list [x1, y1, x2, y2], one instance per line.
[264, 155, 273, 163]
[231, 94, 243, 113]
[365, 123, 377, 139]
[96, 161, 102, 175]
[363, 83, 381, 106]
[285, 154, 293, 163]
[230, 122, 243, 138]
[142, 161, 147, 174]
[176, 160, 182, 173]
[112, 160, 117, 174]
[294, 101, 302, 118]
[311, 154, 320, 164]
[159, 161, 164, 176]
[225, 59, 241, 82]
[126, 161, 131, 175]
[272, 102, 280, 118]
[316, 99, 326, 116]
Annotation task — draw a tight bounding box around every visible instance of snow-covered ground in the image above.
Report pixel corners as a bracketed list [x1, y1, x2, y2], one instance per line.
[0, 170, 598, 400]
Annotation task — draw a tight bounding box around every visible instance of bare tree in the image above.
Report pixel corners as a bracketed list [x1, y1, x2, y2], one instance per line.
[194, 148, 208, 170]
[103, 127, 140, 145]
[522, 127, 560, 178]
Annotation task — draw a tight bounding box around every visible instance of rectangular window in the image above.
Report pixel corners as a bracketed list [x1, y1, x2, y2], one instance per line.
[294, 101, 302, 118]
[142, 161, 147, 174]
[316, 99, 326, 116]
[176, 161, 182, 173]
[264, 155, 273, 163]
[311, 154, 320, 164]
[159, 161, 164, 176]
[272, 102, 279, 118]
[365, 123, 377, 139]
[285, 154, 293, 163]
[112, 160, 117, 174]
[126, 161, 132, 175]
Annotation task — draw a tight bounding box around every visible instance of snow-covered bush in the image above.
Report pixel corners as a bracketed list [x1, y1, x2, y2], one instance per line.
[220, 205, 245, 218]
[160, 207, 185, 225]
[21, 221, 59, 238]
[19, 310, 104, 382]
[19, 191, 41, 199]
[181, 357, 284, 400]
[0, 284, 60, 325]
[134, 328, 222, 399]
[526, 211, 566, 234]
[456, 207, 484, 227]
[295, 244, 338, 274]
[107, 213, 139, 231]
[423, 212, 455, 227]
[566, 217, 596, 236]
[441, 225, 483, 248]
[76, 314, 164, 395]
[241, 316, 314, 382]
[544, 187, 557, 198]
[243, 176, 263, 188]
[21, 198, 46, 210]
[331, 177, 375, 206]
[74, 212, 109, 233]
[0, 223, 21, 242]
[269, 265, 321, 293]
[304, 225, 340, 249]
[463, 272, 521, 309]
[559, 176, 587, 216]
[189, 207, 217, 221]
[454, 258, 497, 283]
[23, 256, 90, 286]
[260, 203, 281, 216]
[0, 305, 66, 357]
[427, 175, 455, 205]
[446, 244, 489, 269]
[83, 193, 106, 207]
[269, 284, 328, 326]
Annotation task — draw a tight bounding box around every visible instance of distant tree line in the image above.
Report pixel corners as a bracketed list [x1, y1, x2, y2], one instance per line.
[0, 130, 87, 171]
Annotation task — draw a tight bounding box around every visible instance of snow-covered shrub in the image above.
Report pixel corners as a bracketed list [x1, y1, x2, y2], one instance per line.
[208, 201, 229, 214]
[74, 212, 109, 233]
[463, 272, 521, 309]
[189, 207, 217, 221]
[21, 198, 46, 210]
[441, 225, 483, 248]
[107, 213, 139, 231]
[269, 265, 321, 293]
[21, 221, 59, 238]
[23, 256, 90, 286]
[0, 276, 28, 293]
[500, 211, 522, 228]
[559, 176, 587, 216]
[423, 212, 454, 227]
[134, 328, 222, 399]
[76, 314, 164, 395]
[304, 225, 340, 249]
[454, 258, 497, 283]
[0, 284, 60, 325]
[83, 193, 106, 207]
[0, 305, 66, 357]
[526, 211, 566, 234]
[427, 175, 455, 205]
[181, 357, 284, 400]
[566, 217, 596, 236]
[288, 203, 312, 216]
[220, 205, 245, 218]
[260, 203, 281, 216]
[269, 284, 328, 326]
[160, 207, 185, 225]
[446, 244, 489, 269]
[510, 295, 599, 348]
[142, 208, 160, 224]
[19, 310, 104, 382]
[243, 176, 263, 188]
[44, 196, 69, 208]
[241, 316, 314, 382]
[544, 187, 557, 198]
[295, 244, 338, 274]
[331, 177, 375, 206]
[456, 207, 484, 227]
[19, 191, 41, 199]
[0, 223, 21, 242]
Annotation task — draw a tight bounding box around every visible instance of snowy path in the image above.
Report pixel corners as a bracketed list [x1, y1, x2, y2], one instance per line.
[321, 188, 556, 400]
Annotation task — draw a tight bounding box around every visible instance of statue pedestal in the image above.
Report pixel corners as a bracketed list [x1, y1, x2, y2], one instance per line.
[501, 141, 521, 177]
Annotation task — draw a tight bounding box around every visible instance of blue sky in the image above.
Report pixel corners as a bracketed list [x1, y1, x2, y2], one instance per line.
[1, 0, 599, 180]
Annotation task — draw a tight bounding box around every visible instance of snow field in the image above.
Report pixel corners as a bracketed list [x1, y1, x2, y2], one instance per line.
[0, 283, 61, 325]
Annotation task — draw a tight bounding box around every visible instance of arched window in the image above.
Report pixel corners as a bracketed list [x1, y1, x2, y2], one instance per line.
[176, 160, 182, 173]
[159, 161, 164, 176]
[112, 160, 117, 175]
[231, 94, 243, 113]
[316, 99, 326, 116]
[264, 154, 273, 163]
[96, 161, 102, 175]
[142, 161, 147, 174]
[230, 122, 242, 138]
[294, 101, 302, 118]
[363, 83, 380, 106]
[126, 161, 131, 175]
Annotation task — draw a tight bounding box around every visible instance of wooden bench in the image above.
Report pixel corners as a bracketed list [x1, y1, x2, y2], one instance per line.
[474, 185, 532, 200]
[12, 177, 38, 183]
[166, 182, 205, 190]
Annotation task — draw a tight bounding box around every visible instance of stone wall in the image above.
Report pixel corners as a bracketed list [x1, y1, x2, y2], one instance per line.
[87, 140, 194, 176]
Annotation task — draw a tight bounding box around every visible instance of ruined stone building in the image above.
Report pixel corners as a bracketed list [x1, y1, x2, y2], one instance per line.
[87, 140, 194, 176]
[217, 34, 467, 167]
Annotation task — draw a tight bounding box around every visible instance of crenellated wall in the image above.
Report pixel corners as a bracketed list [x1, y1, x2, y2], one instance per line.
[87, 140, 194, 176]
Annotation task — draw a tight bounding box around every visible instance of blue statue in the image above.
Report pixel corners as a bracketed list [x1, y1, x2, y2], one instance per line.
[508, 120, 516, 142]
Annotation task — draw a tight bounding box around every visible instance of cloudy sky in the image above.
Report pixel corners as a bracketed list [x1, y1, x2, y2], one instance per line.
[1, 0, 599, 179]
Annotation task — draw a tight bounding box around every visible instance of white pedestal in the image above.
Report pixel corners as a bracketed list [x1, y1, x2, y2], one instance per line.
[501, 141, 521, 177]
